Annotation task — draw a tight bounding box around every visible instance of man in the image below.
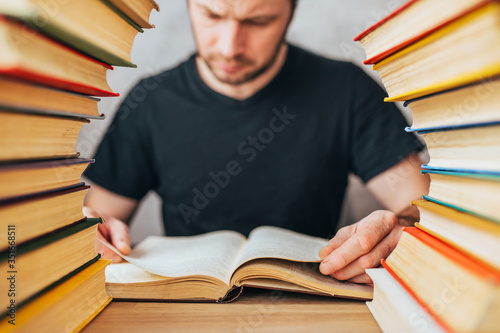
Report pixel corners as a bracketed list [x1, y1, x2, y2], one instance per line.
[84, 0, 429, 284]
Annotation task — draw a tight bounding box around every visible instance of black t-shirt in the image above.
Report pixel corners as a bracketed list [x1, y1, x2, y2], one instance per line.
[84, 45, 423, 238]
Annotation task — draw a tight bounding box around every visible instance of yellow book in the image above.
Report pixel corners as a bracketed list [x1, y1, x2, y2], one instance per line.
[413, 199, 500, 271]
[0, 219, 102, 314]
[0, 259, 112, 333]
[372, 2, 500, 102]
[404, 77, 500, 130]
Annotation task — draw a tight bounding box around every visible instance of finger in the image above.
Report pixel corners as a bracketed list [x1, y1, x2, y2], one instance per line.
[319, 224, 357, 259]
[347, 273, 373, 285]
[320, 212, 397, 275]
[98, 246, 124, 263]
[328, 227, 402, 281]
[95, 231, 124, 263]
[97, 218, 111, 240]
[108, 217, 131, 255]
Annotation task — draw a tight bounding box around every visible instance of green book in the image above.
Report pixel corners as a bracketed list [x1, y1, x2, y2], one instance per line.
[0, 0, 142, 67]
[0, 218, 102, 316]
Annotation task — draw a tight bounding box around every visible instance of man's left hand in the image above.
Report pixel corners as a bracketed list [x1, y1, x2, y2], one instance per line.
[318, 210, 404, 284]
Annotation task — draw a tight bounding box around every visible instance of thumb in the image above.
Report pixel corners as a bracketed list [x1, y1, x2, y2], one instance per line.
[107, 217, 132, 255]
[319, 223, 358, 259]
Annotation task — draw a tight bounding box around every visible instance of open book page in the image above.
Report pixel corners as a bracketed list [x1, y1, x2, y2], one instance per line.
[234, 258, 373, 299]
[98, 231, 246, 285]
[105, 262, 166, 283]
[233, 226, 329, 269]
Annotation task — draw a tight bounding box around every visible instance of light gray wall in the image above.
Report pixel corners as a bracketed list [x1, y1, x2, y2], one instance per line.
[78, 0, 411, 244]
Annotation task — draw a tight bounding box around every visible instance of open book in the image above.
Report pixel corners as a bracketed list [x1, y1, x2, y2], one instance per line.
[101, 226, 373, 302]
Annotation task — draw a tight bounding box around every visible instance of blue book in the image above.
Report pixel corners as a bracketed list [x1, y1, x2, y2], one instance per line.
[422, 169, 500, 223]
[410, 121, 500, 173]
[406, 120, 500, 133]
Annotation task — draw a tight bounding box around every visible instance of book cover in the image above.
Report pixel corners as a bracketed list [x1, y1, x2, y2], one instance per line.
[371, 2, 500, 102]
[382, 227, 500, 332]
[0, 77, 104, 119]
[405, 120, 500, 133]
[0, 185, 92, 249]
[0, 0, 141, 67]
[0, 16, 118, 97]
[0, 259, 112, 333]
[421, 165, 500, 177]
[354, 0, 492, 64]
[0, 158, 93, 200]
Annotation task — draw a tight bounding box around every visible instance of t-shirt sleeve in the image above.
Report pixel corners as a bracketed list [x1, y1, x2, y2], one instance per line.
[348, 64, 424, 183]
[84, 80, 157, 200]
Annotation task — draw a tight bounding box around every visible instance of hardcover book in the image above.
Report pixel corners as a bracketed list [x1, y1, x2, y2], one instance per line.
[383, 227, 500, 333]
[0, 110, 88, 161]
[372, 1, 500, 102]
[0, 0, 143, 67]
[0, 218, 102, 315]
[365, 268, 444, 333]
[0, 77, 103, 119]
[0, 17, 117, 97]
[422, 169, 500, 223]
[354, 0, 490, 64]
[404, 77, 500, 130]
[0, 158, 92, 200]
[413, 199, 500, 270]
[0, 185, 90, 250]
[103, 226, 373, 302]
[0, 259, 112, 333]
[106, 0, 159, 29]
[407, 121, 500, 172]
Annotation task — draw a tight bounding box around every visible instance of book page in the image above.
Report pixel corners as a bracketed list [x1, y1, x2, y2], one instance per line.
[236, 259, 373, 299]
[98, 230, 246, 285]
[234, 226, 329, 269]
[105, 262, 166, 284]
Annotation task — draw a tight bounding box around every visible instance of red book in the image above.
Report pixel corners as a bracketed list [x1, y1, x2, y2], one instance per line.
[0, 16, 118, 97]
[354, 0, 492, 64]
[382, 227, 500, 332]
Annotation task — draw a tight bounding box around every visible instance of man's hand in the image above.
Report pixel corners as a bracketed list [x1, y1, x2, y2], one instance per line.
[318, 210, 404, 284]
[83, 206, 131, 263]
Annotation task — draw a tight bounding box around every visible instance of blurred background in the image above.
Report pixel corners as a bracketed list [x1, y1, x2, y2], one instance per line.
[78, 0, 416, 244]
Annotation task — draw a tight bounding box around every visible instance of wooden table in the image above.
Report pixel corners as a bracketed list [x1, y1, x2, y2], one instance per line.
[83, 288, 381, 333]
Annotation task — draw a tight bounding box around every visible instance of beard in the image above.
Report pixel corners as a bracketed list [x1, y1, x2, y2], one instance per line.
[198, 40, 285, 86]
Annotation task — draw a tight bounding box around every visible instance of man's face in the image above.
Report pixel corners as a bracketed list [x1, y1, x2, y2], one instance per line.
[188, 0, 294, 85]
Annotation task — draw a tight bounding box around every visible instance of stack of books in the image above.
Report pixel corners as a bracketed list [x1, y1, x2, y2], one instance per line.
[355, 0, 500, 332]
[0, 0, 158, 331]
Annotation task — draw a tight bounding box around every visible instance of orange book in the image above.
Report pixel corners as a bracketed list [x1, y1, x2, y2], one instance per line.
[413, 199, 500, 271]
[383, 227, 500, 332]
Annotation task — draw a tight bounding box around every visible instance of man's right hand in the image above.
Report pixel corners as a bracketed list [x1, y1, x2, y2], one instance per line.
[83, 206, 131, 263]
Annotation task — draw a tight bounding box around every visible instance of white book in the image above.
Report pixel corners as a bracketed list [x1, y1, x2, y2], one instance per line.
[366, 268, 444, 333]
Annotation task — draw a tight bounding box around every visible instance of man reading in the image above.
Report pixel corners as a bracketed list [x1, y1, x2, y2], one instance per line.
[84, 0, 429, 284]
